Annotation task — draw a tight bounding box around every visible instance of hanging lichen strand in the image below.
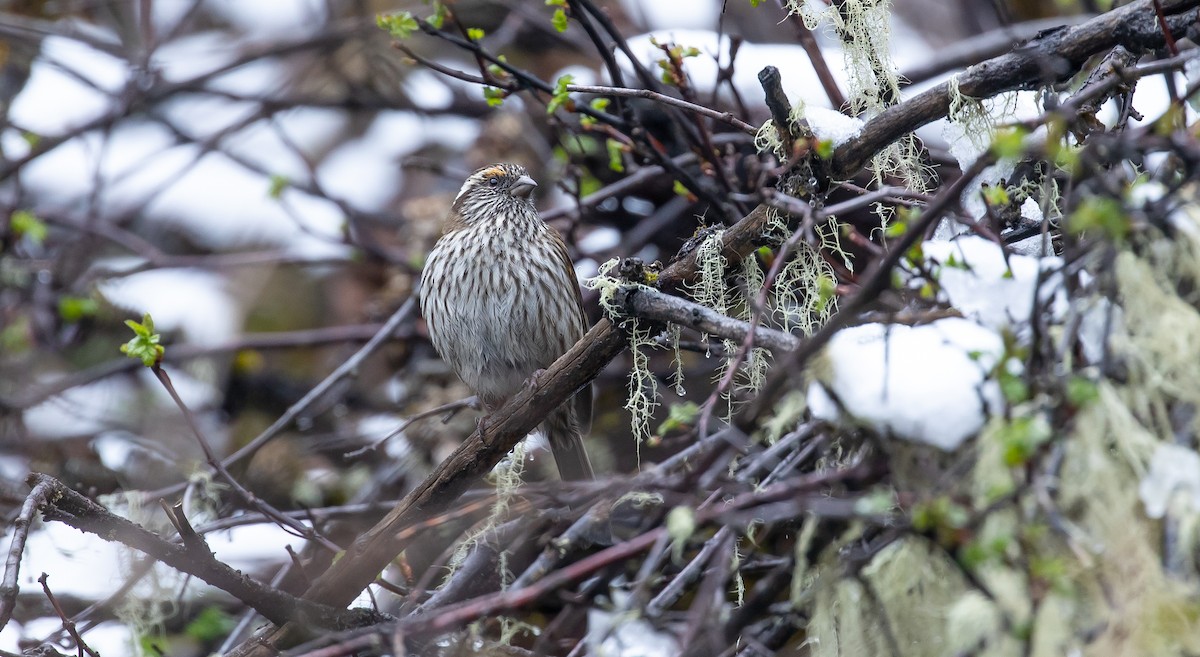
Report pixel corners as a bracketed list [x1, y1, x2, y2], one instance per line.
[583, 259, 660, 455]
[790, 0, 929, 195]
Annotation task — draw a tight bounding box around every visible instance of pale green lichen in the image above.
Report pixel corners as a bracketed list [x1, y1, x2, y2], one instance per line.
[584, 258, 665, 452]
[667, 322, 686, 396]
[583, 257, 624, 315]
[775, 243, 838, 335]
[101, 493, 184, 657]
[755, 118, 787, 160]
[761, 391, 808, 446]
[444, 440, 528, 596]
[685, 231, 742, 418]
[732, 538, 746, 607]
[687, 231, 730, 336]
[730, 256, 770, 416]
[791, 0, 923, 188]
[789, 513, 820, 607]
[625, 318, 660, 455]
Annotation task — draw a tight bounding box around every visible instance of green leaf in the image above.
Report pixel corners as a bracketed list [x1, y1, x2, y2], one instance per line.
[989, 126, 1028, 160]
[545, 0, 567, 6]
[483, 86, 505, 107]
[58, 296, 98, 323]
[581, 98, 609, 128]
[657, 402, 700, 434]
[815, 274, 837, 312]
[606, 138, 625, 173]
[999, 374, 1028, 403]
[666, 506, 695, 561]
[672, 180, 690, 197]
[120, 313, 165, 367]
[750, 0, 765, 6]
[997, 415, 1052, 467]
[552, 8, 569, 32]
[1069, 196, 1128, 241]
[376, 11, 420, 39]
[0, 315, 31, 354]
[467, 27, 485, 41]
[815, 138, 834, 159]
[21, 131, 40, 148]
[578, 172, 602, 196]
[184, 607, 236, 642]
[268, 174, 289, 199]
[981, 184, 1009, 206]
[10, 209, 47, 245]
[1065, 376, 1099, 407]
[426, 1, 447, 29]
[547, 74, 574, 114]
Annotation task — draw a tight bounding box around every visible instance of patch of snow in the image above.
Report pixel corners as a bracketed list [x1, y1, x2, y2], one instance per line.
[619, 31, 881, 110]
[141, 149, 349, 259]
[317, 112, 479, 211]
[4, 619, 131, 656]
[807, 106, 863, 145]
[1019, 196, 1043, 223]
[920, 236, 1065, 334]
[587, 603, 680, 657]
[152, 30, 240, 84]
[1139, 443, 1200, 518]
[207, 0, 329, 37]
[1077, 296, 1123, 366]
[205, 522, 307, 567]
[23, 378, 139, 440]
[98, 268, 240, 346]
[579, 226, 622, 254]
[809, 318, 1005, 451]
[618, 0, 721, 30]
[402, 68, 456, 110]
[9, 34, 127, 135]
[576, 257, 600, 280]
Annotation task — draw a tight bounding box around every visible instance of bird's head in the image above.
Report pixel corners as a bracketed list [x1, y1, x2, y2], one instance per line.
[449, 163, 539, 227]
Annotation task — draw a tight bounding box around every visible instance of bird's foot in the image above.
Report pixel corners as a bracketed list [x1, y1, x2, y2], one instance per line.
[525, 368, 548, 392]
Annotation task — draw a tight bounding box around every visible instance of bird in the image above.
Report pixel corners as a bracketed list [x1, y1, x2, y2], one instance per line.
[419, 163, 595, 480]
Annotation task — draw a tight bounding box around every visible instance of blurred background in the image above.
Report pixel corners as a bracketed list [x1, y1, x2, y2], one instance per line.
[0, 0, 1113, 653]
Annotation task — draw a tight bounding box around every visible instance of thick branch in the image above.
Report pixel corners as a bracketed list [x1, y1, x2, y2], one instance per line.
[614, 286, 800, 353]
[24, 473, 371, 631]
[0, 480, 52, 631]
[830, 0, 1200, 178]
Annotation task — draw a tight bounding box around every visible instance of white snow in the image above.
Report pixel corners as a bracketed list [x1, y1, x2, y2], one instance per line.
[806, 106, 864, 145]
[3, 618, 131, 656]
[402, 68, 457, 110]
[9, 34, 127, 136]
[317, 111, 479, 211]
[920, 236, 1065, 334]
[619, 32, 834, 110]
[98, 267, 241, 346]
[579, 226, 622, 254]
[618, 0, 721, 30]
[206, 0, 329, 37]
[1139, 443, 1200, 519]
[808, 318, 1005, 451]
[23, 378, 140, 440]
[587, 601, 680, 657]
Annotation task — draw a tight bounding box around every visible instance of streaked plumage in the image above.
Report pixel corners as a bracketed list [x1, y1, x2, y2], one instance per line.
[420, 163, 594, 480]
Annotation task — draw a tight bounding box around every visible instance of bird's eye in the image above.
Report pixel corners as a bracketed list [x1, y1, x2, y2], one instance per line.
[488, 177, 500, 187]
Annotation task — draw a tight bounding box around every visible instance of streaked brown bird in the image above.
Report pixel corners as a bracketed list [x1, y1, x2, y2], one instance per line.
[420, 163, 594, 480]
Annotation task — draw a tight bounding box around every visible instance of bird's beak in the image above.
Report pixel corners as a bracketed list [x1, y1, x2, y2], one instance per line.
[509, 175, 538, 198]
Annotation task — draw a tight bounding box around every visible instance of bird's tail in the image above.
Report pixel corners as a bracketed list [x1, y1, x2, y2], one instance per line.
[545, 407, 594, 481]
